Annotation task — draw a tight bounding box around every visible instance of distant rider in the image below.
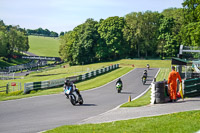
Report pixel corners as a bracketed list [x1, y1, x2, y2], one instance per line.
[147, 64, 150, 69]
[64, 79, 81, 98]
[142, 70, 147, 79]
[116, 78, 123, 89]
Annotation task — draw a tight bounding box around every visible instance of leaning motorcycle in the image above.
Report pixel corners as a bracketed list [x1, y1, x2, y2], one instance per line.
[116, 83, 122, 93]
[64, 87, 83, 106]
[142, 76, 147, 85]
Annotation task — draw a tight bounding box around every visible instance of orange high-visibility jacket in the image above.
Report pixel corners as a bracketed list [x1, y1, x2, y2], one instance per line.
[167, 70, 182, 86]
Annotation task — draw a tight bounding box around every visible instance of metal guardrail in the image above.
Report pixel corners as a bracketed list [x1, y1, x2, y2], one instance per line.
[24, 64, 119, 94]
[183, 78, 200, 97]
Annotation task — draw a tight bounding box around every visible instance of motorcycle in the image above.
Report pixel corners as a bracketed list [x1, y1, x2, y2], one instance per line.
[147, 64, 150, 70]
[142, 76, 147, 85]
[64, 87, 83, 106]
[116, 83, 122, 93]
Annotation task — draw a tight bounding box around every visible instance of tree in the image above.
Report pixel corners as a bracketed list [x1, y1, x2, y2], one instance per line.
[161, 8, 185, 57]
[180, 0, 200, 47]
[59, 31, 76, 64]
[182, 0, 200, 23]
[97, 16, 126, 60]
[27, 28, 58, 37]
[123, 12, 140, 58]
[158, 17, 177, 58]
[60, 31, 65, 36]
[59, 19, 100, 65]
[180, 22, 200, 46]
[140, 11, 161, 58]
[124, 11, 161, 58]
[0, 20, 29, 57]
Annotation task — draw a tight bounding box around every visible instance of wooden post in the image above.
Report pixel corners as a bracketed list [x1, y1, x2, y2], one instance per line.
[6, 84, 9, 94]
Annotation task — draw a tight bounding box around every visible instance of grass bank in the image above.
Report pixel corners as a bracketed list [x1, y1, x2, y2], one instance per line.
[45, 110, 200, 133]
[28, 35, 60, 57]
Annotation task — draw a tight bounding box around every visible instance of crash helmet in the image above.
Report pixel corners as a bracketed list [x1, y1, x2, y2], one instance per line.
[65, 79, 70, 86]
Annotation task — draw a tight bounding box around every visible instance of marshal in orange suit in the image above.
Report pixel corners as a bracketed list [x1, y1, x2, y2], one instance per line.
[167, 66, 182, 102]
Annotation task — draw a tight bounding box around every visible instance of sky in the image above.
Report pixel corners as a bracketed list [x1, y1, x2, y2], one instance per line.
[0, 0, 183, 33]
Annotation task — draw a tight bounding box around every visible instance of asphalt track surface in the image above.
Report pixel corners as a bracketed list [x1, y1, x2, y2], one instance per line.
[0, 68, 159, 133]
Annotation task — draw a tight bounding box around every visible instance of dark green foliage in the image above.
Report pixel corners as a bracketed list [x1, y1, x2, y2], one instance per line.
[0, 20, 29, 57]
[57, 0, 199, 65]
[180, 0, 200, 47]
[59, 19, 100, 65]
[97, 16, 126, 60]
[27, 28, 58, 37]
[158, 17, 178, 57]
[124, 11, 161, 58]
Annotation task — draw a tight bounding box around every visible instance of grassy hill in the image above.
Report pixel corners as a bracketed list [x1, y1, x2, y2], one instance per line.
[28, 35, 61, 57]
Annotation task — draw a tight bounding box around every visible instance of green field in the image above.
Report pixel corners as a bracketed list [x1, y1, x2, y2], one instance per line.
[28, 35, 60, 57]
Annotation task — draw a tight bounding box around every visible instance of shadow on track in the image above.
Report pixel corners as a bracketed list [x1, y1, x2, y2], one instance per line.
[81, 104, 97, 106]
[120, 92, 134, 94]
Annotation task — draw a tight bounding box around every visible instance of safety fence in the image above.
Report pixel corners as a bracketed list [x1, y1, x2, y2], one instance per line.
[0, 72, 15, 80]
[0, 82, 21, 94]
[24, 64, 119, 94]
[0, 84, 9, 94]
[183, 78, 200, 97]
[0, 60, 43, 73]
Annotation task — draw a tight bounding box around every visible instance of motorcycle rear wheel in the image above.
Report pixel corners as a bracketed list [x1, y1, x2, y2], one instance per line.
[78, 96, 83, 105]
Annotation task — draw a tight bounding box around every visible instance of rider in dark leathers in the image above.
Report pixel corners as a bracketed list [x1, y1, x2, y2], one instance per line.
[142, 70, 147, 79]
[64, 79, 81, 98]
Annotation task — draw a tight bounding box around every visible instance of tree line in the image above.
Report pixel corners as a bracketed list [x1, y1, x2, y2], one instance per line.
[59, 0, 200, 65]
[0, 20, 29, 58]
[27, 28, 59, 37]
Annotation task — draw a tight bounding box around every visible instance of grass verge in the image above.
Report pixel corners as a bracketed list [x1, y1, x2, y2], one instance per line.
[120, 88, 151, 107]
[45, 110, 200, 133]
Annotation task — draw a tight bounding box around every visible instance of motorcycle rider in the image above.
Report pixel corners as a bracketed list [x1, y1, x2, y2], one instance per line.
[147, 64, 150, 69]
[116, 78, 123, 89]
[64, 79, 81, 98]
[142, 70, 147, 79]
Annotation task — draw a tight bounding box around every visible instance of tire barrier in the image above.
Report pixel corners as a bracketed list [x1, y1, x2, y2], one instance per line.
[151, 77, 200, 104]
[24, 64, 119, 94]
[151, 80, 169, 104]
[155, 81, 166, 103]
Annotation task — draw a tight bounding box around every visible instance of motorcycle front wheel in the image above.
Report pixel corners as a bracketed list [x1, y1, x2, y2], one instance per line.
[70, 94, 76, 105]
[117, 88, 121, 93]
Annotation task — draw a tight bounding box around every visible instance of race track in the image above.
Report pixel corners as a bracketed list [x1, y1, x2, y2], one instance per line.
[0, 68, 159, 133]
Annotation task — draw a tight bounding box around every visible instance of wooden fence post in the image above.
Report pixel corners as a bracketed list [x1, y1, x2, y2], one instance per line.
[6, 84, 9, 94]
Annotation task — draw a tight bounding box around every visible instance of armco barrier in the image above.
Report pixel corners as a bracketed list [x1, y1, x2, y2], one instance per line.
[183, 78, 200, 97]
[24, 64, 119, 94]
